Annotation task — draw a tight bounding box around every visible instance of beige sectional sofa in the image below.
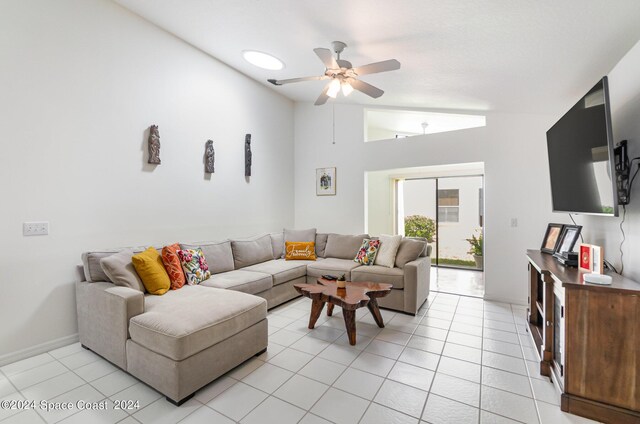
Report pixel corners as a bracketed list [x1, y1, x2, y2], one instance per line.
[76, 230, 430, 405]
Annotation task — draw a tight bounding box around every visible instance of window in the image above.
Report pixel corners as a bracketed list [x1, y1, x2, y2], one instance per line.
[438, 189, 459, 223]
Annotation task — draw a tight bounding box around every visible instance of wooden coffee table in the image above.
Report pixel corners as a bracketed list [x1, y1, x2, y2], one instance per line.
[294, 278, 393, 345]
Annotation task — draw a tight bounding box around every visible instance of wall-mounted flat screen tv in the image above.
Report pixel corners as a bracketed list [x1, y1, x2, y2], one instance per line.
[546, 77, 618, 216]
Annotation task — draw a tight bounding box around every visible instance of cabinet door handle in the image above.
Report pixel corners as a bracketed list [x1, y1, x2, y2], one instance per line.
[546, 321, 551, 327]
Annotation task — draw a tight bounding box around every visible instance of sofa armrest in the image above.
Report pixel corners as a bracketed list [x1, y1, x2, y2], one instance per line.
[402, 256, 431, 314]
[76, 281, 144, 369]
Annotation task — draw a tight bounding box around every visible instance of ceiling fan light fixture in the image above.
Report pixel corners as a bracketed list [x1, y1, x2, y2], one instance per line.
[341, 81, 354, 96]
[242, 50, 284, 70]
[327, 79, 341, 98]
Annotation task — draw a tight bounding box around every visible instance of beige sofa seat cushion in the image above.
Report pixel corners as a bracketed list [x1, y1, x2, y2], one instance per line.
[130, 286, 266, 361]
[351, 265, 405, 289]
[199, 270, 272, 294]
[306, 258, 362, 280]
[231, 235, 274, 269]
[181, 241, 234, 274]
[243, 259, 309, 286]
[324, 234, 369, 260]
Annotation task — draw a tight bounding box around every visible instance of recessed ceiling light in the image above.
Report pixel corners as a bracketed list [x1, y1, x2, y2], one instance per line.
[242, 50, 284, 70]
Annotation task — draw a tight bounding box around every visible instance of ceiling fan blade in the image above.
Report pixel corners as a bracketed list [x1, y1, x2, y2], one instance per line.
[350, 79, 384, 98]
[268, 76, 327, 86]
[353, 59, 401, 76]
[314, 83, 331, 106]
[314, 48, 339, 69]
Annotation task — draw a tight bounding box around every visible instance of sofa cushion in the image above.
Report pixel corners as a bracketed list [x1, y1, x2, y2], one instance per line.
[406, 237, 429, 257]
[181, 241, 234, 274]
[132, 247, 170, 295]
[395, 239, 427, 268]
[324, 234, 369, 260]
[82, 247, 144, 283]
[354, 239, 381, 266]
[177, 248, 211, 285]
[100, 249, 146, 292]
[315, 233, 329, 258]
[270, 232, 284, 259]
[351, 265, 405, 289]
[306, 258, 362, 281]
[375, 234, 403, 268]
[200, 269, 272, 294]
[243, 259, 309, 286]
[230, 235, 274, 269]
[162, 244, 186, 290]
[130, 285, 267, 361]
[285, 241, 316, 261]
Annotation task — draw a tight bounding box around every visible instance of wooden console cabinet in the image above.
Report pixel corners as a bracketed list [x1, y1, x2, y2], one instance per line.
[527, 250, 640, 423]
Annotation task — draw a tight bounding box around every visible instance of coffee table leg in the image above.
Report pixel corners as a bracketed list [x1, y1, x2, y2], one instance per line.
[326, 303, 334, 316]
[309, 299, 325, 329]
[367, 299, 385, 328]
[342, 310, 357, 345]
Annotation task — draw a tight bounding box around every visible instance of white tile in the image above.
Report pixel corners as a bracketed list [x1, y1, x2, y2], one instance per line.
[388, 361, 434, 391]
[522, 346, 539, 362]
[269, 329, 307, 346]
[375, 329, 412, 346]
[406, 335, 444, 354]
[530, 378, 560, 405]
[442, 343, 482, 364]
[242, 362, 293, 393]
[354, 322, 383, 338]
[483, 328, 520, 344]
[481, 366, 532, 397]
[480, 410, 522, 423]
[283, 319, 314, 334]
[484, 311, 515, 323]
[430, 373, 480, 408]
[308, 325, 344, 342]
[481, 385, 538, 424]
[228, 358, 264, 379]
[412, 325, 448, 341]
[425, 309, 454, 321]
[446, 331, 483, 349]
[421, 317, 451, 330]
[276, 307, 309, 320]
[364, 340, 404, 360]
[298, 357, 346, 385]
[453, 314, 484, 326]
[0, 375, 16, 397]
[422, 393, 479, 424]
[207, 382, 268, 422]
[351, 352, 395, 377]
[299, 413, 333, 424]
[194, 376, 236, 404]
[133, 397, 201, 424]
[115, 418, 139, 424]
[525, 360, 547, 380]
[273, 374, 329, 410]
[109, 382, 162, 410]
[482, 351, 527, 376]
[333, 368, 383, 400]
[311, 388, 370, 424]
[317, 343, 360, 365]
[257, 342, 286, 361]
[436, 356, 481, 383]
[0, 392, 25, 421]
[21, 371, 85, 401]
[48, 343, 84, 360]
[456, 308, 484, 318]
[373, 379, 427, 418]
[74, 360, 117, 382]
[536, 399, 600, 423]
[449, 322, 483, 337]
[483, 338, 523, 358]
[1, 353, 55, 376]
[335, 332, 373, 349]
[387, 313, 422, 326]
[58, 350, 102, 371]
[361, 402, 418, 424]
[1, 409, 45, 424]
[8, 360, 68, 390]
[91, 370, 138, 397]
[57, 399, 127, 424]
[241, 396, 305, 424]
[398, 347, 439, 371]
[268, 348, 314, 373]
[484, 319, 517, 333]
[267, 314, 298, 328]
[178, 406, 235, 424]
[38, 384, 104, 423]
[290, 335, 331, 355]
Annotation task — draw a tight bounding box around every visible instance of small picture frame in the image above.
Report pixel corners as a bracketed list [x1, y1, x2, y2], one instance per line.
[316, 167, 336, 196]
[554, 225, 582, 256]
[541, 223, 564, 254]
[591, 245, 604, 274]
[579, 244, 592, 272]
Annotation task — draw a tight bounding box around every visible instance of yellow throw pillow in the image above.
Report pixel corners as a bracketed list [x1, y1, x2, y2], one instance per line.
[132, 247, 171, 295]
[285, 241, 317, 260]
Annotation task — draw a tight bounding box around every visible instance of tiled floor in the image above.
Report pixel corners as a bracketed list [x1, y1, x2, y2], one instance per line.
[431, 267, 485, 298]
[0, 292, 600, 424]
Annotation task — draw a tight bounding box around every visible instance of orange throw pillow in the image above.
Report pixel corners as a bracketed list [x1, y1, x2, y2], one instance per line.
[285, 241, 317, 260]
[162, 243, 186, 289]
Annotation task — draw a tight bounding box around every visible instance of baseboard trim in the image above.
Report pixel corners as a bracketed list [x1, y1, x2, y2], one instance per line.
[0, 333, 79, 367]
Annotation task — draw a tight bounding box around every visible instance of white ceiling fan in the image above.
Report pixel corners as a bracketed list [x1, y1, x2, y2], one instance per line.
[268, 41, 401, 105]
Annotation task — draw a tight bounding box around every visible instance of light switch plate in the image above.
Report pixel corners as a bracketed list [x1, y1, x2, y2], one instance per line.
[23, 222, 49, 236]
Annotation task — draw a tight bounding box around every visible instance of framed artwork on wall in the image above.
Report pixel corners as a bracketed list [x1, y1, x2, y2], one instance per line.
[541, 223, 564, 254]
[316, 167, 336, 196]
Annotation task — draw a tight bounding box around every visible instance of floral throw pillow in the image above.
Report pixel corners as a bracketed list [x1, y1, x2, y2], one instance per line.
[354, 239, 381, 266]
[177, 248, 211, 285]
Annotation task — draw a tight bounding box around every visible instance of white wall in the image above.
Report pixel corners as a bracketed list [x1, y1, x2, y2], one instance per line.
[294, 104, 562, 305]
[0, 0, 294, 361]
[580, 39, 640, 281]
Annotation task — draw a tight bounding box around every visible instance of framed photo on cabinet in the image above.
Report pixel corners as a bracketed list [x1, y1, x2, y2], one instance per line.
[541, 223, 564, 254]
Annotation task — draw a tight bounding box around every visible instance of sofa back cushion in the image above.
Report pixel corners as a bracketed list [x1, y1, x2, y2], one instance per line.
[375, 234, 403, 268]
[181, 241, 235, 274]
[270, 232, 284, 259]
[325, 233, 369, 260]
[132, 247, 171, 295]
[231, 234, 274, 269]
[395, 238, 427, 268]
[315, 233, 329, 258]
[162, 243, 186, 289]
[100, 249, 146, 292]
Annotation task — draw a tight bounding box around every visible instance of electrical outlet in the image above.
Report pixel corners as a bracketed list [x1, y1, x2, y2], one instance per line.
[23, 222, 49, 236]
[510, 218, 518, 228]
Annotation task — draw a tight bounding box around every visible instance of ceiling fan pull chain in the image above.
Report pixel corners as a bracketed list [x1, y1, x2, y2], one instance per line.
[332, 103, 336, 145]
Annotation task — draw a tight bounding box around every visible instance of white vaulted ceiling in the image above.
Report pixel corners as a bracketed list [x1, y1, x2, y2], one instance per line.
[115, 0, 640, 114]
